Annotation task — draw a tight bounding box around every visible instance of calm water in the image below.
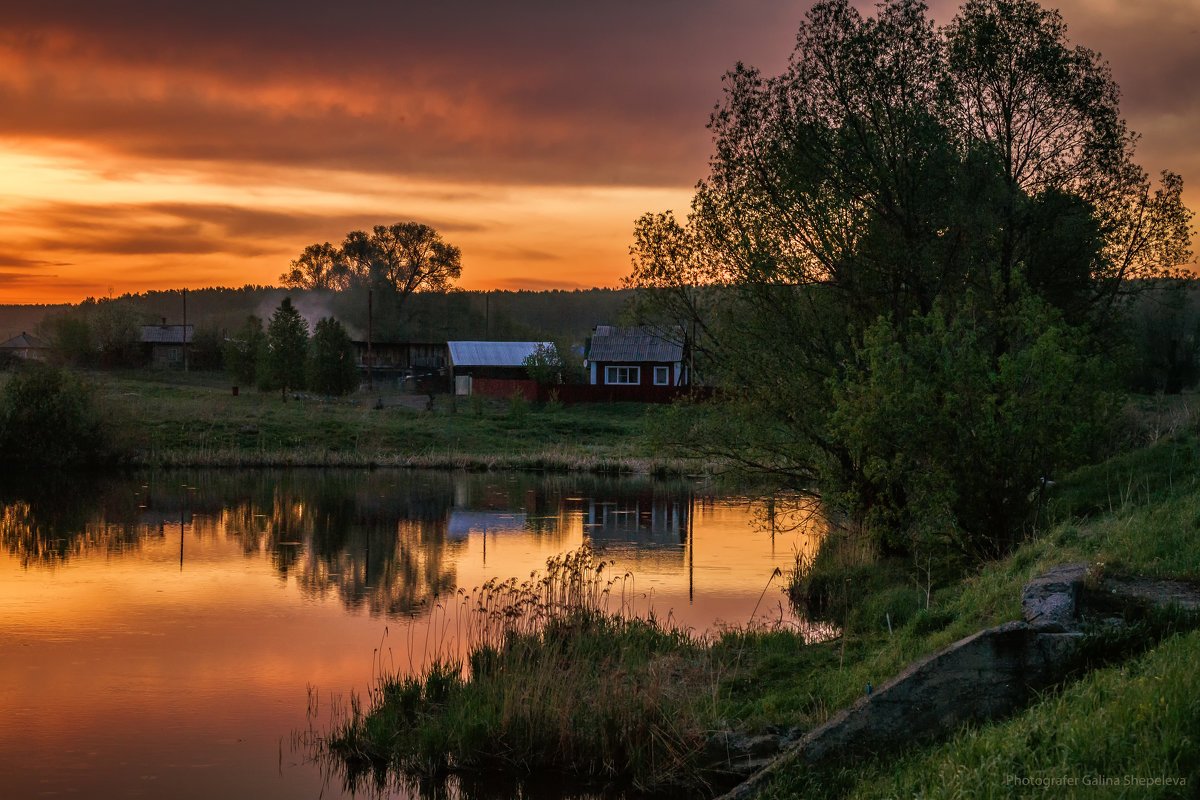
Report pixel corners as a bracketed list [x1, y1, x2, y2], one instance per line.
[0, 470, 820, 799]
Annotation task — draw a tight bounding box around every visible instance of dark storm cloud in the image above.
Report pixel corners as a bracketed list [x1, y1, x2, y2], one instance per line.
[0, 1, 807, 186]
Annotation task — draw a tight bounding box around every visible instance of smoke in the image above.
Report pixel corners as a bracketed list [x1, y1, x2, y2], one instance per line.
[255, 290, 361, 337]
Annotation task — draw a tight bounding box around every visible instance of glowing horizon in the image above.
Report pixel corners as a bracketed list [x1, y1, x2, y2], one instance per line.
[0, 0, 1195, 305]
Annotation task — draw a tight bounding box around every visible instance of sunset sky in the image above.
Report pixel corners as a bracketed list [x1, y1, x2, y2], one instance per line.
[0, 0, 1196, 304]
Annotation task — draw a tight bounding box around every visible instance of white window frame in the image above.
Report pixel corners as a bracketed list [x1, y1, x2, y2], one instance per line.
[605, 365, 641, 385]
[653, 366, 670, 386]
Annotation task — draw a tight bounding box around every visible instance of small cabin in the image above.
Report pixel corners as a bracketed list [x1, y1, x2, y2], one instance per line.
[447, 341, 551, 397]
[140, 324, 193, 369]
[585, 326, 687, 396]
[0, 331, 50, 362]
[350, 341, 447, 376]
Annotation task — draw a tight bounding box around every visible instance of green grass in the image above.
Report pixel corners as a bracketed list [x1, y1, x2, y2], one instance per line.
[321, 423, 1200, 798]
[748, 429, 1200, 799]
[74, 370, 694, 474]
[761, 629, 1200, 800]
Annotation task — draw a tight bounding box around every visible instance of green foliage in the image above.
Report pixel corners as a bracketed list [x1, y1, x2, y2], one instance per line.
[828, 289, 1115, 559]
[188, 326, 225, 371]
[306, 317, 359, 396]
[625, 0, 1194, 562]
[43, 312, 94, 366]
[521, 342, 564, 386]
[261, 299, 309, 396]
[223, 315, 264, 387]
[0, 364, 114, 466]
[91, 302, 149, 367]
[1123, 281, 1200, 394]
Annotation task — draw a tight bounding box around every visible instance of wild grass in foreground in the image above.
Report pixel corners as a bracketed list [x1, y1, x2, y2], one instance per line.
[327, 546, 821, 796]
[753, 429, 1200, 799]
[760, 628, 1200, 800]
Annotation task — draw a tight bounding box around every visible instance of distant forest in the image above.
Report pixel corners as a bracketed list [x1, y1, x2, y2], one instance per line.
[0, 286, 636, 347]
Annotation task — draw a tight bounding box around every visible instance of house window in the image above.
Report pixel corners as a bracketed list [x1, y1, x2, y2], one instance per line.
[605, 366, 640, 385]
[653, 366, 670, 386]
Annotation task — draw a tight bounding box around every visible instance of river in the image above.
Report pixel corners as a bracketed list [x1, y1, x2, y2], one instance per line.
[0, 469, 821, 799]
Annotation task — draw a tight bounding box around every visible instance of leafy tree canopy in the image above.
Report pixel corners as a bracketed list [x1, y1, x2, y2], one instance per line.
[628, 0, 1194, 561]
[282, 223, 463, 319]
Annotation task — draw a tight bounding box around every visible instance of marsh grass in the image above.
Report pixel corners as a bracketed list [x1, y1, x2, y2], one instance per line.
[327, 546, 817, 796]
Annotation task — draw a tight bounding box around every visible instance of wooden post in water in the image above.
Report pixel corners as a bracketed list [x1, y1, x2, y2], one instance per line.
[687, 491, 695, 603]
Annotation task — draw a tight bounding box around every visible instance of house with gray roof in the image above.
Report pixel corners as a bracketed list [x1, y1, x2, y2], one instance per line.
[585, 326, 688, 395]
[0, 331, 50, 362]
[141, 324, 193, 369]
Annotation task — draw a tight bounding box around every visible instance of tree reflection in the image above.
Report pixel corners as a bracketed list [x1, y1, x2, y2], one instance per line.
[1, 469, 707, 620]
[0, 473, 142, 568]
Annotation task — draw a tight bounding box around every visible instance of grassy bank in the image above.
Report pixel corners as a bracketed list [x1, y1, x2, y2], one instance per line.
[68, 370, 693, 474]
[326, 423, 1200, 797]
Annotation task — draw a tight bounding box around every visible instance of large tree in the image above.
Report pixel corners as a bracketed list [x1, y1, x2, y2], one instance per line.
[342, 222, 462, 308]
[280, 242, 350, 291]
[261, 298, 309, 399]
[628, 0, 1193, 560]
[307, 317, 359, 396]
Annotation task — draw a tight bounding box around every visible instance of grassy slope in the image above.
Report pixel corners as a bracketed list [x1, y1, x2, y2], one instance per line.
[325, 423, 1200, 796]
[77, 370, 684, 472]
[754, 431, 1200, 799]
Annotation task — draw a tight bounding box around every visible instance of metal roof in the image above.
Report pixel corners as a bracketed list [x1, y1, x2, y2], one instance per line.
[447, 341, 550, 367]
[587, 327, 683, 363]
[0, 331, 49, 350]
[140, 325, 194, 344]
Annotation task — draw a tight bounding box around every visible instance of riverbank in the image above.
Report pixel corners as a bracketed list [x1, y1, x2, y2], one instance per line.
[76, 370, 698, 475]
[328, 425, 1200, 797]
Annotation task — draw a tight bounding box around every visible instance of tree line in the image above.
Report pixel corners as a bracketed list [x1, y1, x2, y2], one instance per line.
[224, 298, 360, 398]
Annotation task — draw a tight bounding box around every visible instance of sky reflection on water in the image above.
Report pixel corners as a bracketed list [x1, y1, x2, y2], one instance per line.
[0, 469, 822, 799]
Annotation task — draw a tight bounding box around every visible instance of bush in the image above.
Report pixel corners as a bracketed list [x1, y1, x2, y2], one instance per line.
[0, 365, 115, 467]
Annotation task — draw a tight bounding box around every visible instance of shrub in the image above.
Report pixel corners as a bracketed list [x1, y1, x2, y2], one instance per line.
[0, 365, 114, 467]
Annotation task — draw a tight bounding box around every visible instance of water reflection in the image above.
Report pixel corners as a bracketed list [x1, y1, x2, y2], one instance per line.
[1, 470, 754, 620]
[0, 468, 823, 800]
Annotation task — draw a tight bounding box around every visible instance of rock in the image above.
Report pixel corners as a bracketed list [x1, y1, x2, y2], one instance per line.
[1021, 562, 1089, 631]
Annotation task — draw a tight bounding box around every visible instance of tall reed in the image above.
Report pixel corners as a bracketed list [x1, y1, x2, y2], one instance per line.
[331, 545, 740, 794]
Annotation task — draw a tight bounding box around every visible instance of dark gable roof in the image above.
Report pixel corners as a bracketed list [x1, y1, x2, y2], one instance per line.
[0, 331, 49, 349]
[140, 325, 193, 344]
[587, 327, 683, 363]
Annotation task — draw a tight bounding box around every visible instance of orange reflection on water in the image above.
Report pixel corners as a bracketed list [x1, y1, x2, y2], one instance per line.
[0, 470, 823, 799]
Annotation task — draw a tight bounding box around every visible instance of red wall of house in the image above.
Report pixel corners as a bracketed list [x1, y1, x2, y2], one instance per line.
[592, 361, 680, 390]
[472, 377, 539, 401]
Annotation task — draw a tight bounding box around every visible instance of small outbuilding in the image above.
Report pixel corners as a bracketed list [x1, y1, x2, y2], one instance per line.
[585, 326, 687, 397]
[447, 341, 551, 397]
[0, 331, 50, 362]
[141, 324, 193, 369]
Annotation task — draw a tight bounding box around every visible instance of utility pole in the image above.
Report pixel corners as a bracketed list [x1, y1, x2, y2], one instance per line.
[367, 289, 374, 390]
[182, 288, 189, 373]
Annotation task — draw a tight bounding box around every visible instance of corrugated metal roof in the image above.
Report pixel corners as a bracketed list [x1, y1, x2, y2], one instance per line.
[447, 341, 551, 367]
[140, 325, 194, 344]
[0, 331, 49, 349]
[587, 327, 683, 363]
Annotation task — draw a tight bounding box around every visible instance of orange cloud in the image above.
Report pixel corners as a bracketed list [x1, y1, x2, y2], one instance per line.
[0, 0, 1194, 303]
